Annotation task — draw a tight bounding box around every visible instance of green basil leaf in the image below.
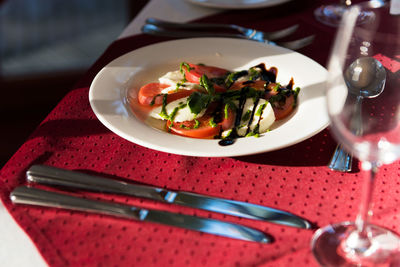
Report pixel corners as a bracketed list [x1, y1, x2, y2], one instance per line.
[187, 92, 211, 115]
[199, 74, 215, 95]
[224, 70, 248, 88]
[180, 62, 192, 74]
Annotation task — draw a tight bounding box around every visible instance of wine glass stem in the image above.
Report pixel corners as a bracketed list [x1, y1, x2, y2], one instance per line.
[355, 162, 379, 235]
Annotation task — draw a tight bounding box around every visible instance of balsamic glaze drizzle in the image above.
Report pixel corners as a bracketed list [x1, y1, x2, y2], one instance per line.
[218, 63, 280, 146]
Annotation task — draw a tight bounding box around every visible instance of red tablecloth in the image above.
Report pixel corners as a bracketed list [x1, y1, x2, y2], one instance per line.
[1, 1, 400, 266]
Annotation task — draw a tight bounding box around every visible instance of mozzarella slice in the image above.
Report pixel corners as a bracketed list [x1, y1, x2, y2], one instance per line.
[235, 67, 263, 82]
[235, 98, 275, 136]
[158, 70, 184, 86]
[236, 98, 255, 136]
[158, 70, 203, 93]
[221, 129, 233, 139]
[149, 96, 206, 122]
[249, 99, 275, 134]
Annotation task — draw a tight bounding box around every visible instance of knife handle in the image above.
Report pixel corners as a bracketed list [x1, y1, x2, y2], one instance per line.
[27, 165, 165, 201]
[10, 186, 142, 219]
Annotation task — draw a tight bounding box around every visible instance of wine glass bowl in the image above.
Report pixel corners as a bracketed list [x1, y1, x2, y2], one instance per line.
[344, 57, 386, 99]
[311, 2, 400, 266]
[313, 222, 400, 266]
[314, 4, 350, 27]
[338, 57, 386, 139]
[314, 1, 384, 27]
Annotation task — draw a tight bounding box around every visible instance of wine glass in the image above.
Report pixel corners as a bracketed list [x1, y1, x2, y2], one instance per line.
[311, 2, 400, 266]
[314, 0, 380, 27]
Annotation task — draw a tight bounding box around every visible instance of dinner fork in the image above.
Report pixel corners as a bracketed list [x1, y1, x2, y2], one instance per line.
[142, 24, 315, 50]
[145, 18, 299, 41]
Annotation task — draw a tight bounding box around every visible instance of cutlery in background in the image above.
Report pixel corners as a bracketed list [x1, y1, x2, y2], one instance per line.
[145, 18, 299, 41]
[328, 144, 353, 172]
[27, 165, 312, 229]
[142, 24, 315, 51]
[11, 186, 270, 243]
[327, 57, 386, 172]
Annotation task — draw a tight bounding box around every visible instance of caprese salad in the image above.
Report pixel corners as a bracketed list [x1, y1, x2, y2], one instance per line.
[128, 62, 300, 145]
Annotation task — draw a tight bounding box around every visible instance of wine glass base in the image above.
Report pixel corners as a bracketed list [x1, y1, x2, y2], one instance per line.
[311, 222, 400, 266]
[314, 5, 375, 27]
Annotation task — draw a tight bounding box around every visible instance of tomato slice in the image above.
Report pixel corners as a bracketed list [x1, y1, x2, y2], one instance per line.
[138, 83, 169, 106]
[166, 115, 221, 139]
[265, 83, 296, 120]
[229, 80, 267, 91]
[271, 94, 295, 120]
[229, 80, 294, 120]
[184, 63, 229, 84]
[230, 80, 284, 102]
[214, 84, 228, 93]
[264, 82, 280, 100]
[138, 82, 195, 106]
[220, 105, 235, 130]
[166, 105, 235, 139]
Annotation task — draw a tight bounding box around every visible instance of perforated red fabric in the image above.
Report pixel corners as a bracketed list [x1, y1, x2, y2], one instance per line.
[1, 2, 400, 267]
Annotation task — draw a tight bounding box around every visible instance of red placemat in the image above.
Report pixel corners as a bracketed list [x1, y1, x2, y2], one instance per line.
[1, 1, 400, 267]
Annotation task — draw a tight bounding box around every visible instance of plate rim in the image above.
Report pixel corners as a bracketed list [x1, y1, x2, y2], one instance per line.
[89, 37, 329, 157]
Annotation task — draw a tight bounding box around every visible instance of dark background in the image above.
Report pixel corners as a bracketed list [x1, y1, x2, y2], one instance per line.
[0, 0, 149, 167]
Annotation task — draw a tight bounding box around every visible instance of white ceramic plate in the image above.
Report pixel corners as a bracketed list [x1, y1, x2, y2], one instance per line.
[184, 0, 291, 9]
[89, 38, 328, 157]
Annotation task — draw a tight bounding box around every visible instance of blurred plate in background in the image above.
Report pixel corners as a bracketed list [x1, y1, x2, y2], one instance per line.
[184, 0, 292, 9]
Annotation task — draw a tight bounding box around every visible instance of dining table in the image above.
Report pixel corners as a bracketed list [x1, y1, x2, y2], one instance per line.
[1, 0, 400, 266]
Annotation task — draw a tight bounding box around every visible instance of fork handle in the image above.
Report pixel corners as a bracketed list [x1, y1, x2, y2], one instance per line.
[146, 18, 241, 32]
[142, 24, 246, 40]
[328, 144, 352, 172]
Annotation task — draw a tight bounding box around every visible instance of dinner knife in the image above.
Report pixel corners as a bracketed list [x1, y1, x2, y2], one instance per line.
[10, 186, 270, 243]
[26, 165, 312, 229]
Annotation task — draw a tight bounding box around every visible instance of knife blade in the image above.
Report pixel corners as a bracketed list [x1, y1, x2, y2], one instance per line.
[10, 186, 270, 243]
[27, 165, 312, 229]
